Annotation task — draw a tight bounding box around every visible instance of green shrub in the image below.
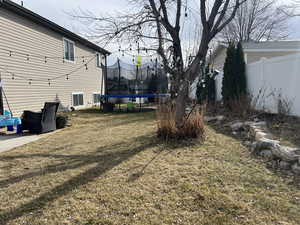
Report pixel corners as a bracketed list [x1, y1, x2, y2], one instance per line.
[222, 42, 247, 105]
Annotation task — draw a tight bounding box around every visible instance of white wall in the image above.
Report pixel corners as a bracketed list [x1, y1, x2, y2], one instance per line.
[215, 53, 300, 117]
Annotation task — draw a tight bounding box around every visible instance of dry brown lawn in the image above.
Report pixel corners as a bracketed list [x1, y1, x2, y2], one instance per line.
[0, 109, 299, 225]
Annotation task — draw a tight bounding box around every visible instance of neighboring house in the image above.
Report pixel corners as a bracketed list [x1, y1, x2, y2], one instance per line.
[0, 0, 110, 116]
[211, 41, 300, 72]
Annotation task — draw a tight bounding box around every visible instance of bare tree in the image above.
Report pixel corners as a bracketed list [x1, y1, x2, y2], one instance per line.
[280, 0, 300, 17]
[74, 0, 246, 127]
[220, 0, 290, 42]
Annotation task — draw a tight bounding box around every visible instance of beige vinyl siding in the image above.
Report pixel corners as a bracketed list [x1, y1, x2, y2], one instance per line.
[0, 8, 105, 116]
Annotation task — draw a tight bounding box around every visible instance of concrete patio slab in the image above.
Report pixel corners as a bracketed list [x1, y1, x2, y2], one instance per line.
[0, 134, 41, 153]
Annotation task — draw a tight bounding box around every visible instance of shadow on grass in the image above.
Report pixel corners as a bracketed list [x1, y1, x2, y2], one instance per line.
[0, 134, 161, 224]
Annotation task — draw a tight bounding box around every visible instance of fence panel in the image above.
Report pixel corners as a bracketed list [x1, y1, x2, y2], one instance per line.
[215, 53, 300, 116]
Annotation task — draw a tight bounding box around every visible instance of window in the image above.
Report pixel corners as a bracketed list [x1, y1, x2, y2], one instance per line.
[93, 93, 102, 104]
[64, 38, 75, 62]
[72, 93, 84, 106]
[96, 53, 102, 68]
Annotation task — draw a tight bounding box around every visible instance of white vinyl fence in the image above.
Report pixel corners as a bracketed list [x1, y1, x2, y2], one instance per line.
[215, 53, 300, 116]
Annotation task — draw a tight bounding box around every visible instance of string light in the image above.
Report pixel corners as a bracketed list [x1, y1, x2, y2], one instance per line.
[27, 54, 29, 61]
[45, 56, 47, 63]
[0, 55, 97, 86]
[0, 47, 97, 61]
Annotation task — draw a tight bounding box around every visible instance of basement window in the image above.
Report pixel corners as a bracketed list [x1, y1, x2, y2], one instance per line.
[72, 93, 84, 106]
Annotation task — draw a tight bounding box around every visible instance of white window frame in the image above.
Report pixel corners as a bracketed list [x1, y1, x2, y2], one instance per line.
[72, 92, 84, 107]
[93, 92, 102, 104]
[96, 52, 102, 68]
[63, 37, 76, 63]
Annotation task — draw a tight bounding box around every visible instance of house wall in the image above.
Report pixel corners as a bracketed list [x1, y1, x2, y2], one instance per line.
[211, 48, 298, 72]
[246, 51, 298, 64]
[211, 48, 227, 72]
[0, 7, 105, 116]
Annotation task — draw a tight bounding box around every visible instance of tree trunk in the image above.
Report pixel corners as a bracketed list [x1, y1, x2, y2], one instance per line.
[174, 80, 189, 127]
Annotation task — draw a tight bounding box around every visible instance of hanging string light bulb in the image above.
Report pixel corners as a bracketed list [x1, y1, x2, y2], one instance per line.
[85, 63, 88, 70]
[63, 57, 65, 63]
[45, 56, 47, 63]
[12, 74, 14, 80]
[27, 54, 29, 61]
[122, 50, 125, 57]
[185, 7, 188, 17]
[9, 51, 12, 57]
[82, 56, 85, 63]
[66, 74, 69, 80]
[29, 79, 32, 85]
[48, 79, 51, 86]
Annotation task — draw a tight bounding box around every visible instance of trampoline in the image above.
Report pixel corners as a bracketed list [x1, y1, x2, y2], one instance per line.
[102, 58, 169, 111]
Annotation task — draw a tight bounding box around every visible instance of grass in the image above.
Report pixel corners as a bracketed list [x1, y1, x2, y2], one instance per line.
[0, 109, 299, 225]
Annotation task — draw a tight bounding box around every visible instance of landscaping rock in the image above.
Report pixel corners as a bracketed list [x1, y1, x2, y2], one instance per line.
[260, 150, 273, 159]
[216, 115, 225, 121]
[230, 122, 245, 131]
[291, 163, 300, 175]
[255, 138, 280, 151]
[255, 132, 268, 141]
[223, 117, 300, 176]
[271, 145, 300, 162]
[279, 161, 291, 170]
[205, 115, 225, 123]
[204, 116, 214, 122]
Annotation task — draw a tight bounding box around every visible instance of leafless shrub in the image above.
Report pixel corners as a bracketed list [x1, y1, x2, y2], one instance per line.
[227, 95, 254, 119]
[251, 87, 268, 112]
[156, 103, 205, 141]
[276, 93, 293, 117]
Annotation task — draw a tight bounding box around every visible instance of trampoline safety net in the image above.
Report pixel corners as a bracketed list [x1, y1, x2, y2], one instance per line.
[106, 59, 168, 97]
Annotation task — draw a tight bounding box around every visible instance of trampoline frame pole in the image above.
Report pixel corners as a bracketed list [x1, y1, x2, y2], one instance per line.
[117, 58, 121, 111]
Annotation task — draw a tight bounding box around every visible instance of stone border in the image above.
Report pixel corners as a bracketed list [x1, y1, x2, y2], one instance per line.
[227, 120, 300, 175]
